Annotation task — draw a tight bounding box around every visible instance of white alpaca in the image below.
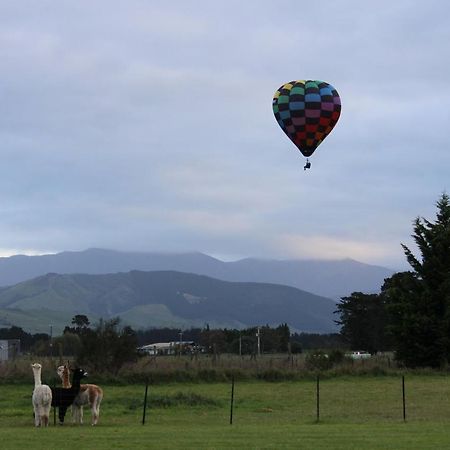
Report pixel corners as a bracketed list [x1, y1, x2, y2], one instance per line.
[57, 364, 103, 425]
[31, 363, 52, 427]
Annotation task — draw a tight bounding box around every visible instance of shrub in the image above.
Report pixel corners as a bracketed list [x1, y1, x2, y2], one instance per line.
[305, 350, 332, 371]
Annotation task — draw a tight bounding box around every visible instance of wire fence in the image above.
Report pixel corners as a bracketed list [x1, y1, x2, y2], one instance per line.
[5, 354, 450, 426]
[138, 374, 450, 426]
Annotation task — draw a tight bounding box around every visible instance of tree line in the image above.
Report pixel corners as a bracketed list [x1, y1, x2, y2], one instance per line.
[0, 318, 342, 367]
[335, 193, 450, 368]
[137, 323, 292, 355]
[0, 326, 49, 352]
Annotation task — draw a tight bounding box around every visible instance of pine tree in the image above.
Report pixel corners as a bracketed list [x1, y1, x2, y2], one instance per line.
[335, 292, 388, 353]
[384, 193, 450, 367]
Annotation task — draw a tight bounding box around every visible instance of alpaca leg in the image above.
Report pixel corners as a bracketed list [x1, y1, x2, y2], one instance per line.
[33, 407, 40, 427]
[58, 406, 68, 425]
[73, 405, 81, 424]
[79, 405, 84, 424]
[94, 395, 103, 425]
[43, 405, 51, 427]
[94, 406, 100, 426]
[91, 404, 98, 426]
[38, 406, 45, 427]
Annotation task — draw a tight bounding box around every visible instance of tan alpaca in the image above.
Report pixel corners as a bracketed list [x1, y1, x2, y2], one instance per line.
[31, 363, 52, 427]
[57, 364, 103, 425]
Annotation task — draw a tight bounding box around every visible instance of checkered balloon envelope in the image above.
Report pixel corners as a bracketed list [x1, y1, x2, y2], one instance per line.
[273, 80, 341, 159]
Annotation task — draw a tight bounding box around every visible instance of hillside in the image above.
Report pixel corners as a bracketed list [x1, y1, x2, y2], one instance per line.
[0, 270, 338, 335]
[0, 249, 394, 299]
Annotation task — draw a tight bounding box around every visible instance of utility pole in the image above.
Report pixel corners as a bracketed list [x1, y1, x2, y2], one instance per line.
[49, 324, 53, 359]
[256, 327, 261, 357]
[179, 331, 183, 356]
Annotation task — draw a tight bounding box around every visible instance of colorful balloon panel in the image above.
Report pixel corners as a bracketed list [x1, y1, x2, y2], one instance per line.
[273, 80, 341, 157]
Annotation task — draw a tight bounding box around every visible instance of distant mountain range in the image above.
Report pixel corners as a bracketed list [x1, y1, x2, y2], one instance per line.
[0, 248, 394, 299]
[0, 270, 338, 335]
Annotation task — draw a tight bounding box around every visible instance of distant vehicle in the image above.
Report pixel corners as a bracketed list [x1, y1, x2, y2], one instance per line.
[347, 351, 371, 360]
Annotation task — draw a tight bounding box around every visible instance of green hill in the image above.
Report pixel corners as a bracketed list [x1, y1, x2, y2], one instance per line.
[0, 270, 338, 334]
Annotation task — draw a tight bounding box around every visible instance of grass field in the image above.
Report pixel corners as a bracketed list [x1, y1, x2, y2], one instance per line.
[2, 376, 450, 449]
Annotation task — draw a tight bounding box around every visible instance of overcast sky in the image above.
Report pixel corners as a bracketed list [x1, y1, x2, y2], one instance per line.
[1, 1, 449, 270]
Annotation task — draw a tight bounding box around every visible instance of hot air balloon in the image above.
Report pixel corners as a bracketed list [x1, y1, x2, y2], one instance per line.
[272, 80, 341, 170]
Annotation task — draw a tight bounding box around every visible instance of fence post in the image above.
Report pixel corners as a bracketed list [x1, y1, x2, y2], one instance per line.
[142, 379, 149, 425]
[230, 375, 235, 425]
[316, 375, 320, 422]
[402, 375, 406, 422]
[53, 383, 56, 425]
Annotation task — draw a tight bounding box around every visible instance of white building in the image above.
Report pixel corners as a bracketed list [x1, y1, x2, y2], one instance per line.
[138, 341, 196, 356]
[0, 339, 21, 361]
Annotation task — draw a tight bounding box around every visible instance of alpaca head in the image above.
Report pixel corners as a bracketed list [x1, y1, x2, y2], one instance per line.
[31, 363, 42, 372]
[56, 365, 65, 378]
[57, 363, 72, 388]
[57, 364, 70, 378]
[71, 368, 88, 384]
[31, 363, 43, 385]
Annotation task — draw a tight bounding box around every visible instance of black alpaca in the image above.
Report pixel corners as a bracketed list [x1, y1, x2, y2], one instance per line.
[51, 367, 87, 424]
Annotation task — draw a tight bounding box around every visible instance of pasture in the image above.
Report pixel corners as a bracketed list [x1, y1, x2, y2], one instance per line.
[2, 376, 450, 449]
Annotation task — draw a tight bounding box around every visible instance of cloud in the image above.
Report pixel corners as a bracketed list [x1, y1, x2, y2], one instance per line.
[275, 234, 404, 268]
[0, 1, 449, 269]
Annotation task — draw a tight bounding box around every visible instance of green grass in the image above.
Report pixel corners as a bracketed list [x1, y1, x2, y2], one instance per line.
[2, 376, 450, 449]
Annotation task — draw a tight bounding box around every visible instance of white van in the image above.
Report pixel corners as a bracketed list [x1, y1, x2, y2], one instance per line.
[347, 351, 371, 360]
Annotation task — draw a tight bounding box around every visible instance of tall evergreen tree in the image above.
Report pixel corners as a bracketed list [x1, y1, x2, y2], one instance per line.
[384, 193, 450, 367]
[336, 292, 389, 353]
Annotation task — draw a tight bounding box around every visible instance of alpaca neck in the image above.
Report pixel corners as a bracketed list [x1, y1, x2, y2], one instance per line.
[71, 372, 84, 390]
[32, 368, 42, 387]
[63, 369, 71, 388]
